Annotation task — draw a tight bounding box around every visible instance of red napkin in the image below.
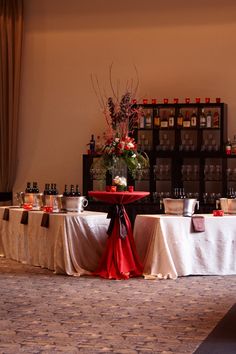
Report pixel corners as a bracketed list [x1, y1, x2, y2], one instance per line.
[191, 215, 205, 232]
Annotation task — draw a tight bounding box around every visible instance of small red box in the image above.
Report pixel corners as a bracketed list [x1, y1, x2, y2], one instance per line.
[213, 210, 224, 216]
[128, 186, 134, 192]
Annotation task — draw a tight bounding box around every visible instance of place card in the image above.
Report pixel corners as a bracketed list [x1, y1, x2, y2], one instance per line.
[20, 210, 29, 225]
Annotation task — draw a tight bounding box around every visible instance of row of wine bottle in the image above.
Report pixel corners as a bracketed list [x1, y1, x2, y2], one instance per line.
[140, 109, 220, 129]
[25, 182, 81, 197]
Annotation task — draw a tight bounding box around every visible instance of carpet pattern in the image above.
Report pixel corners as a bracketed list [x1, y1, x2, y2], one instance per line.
[0, 258, 236, 354]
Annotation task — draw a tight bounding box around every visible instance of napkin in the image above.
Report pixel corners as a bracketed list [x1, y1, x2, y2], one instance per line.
[20, 210, 28, 225]
[191, 215, 205, 232]
[3, 208, 9, 221]
[41, 213, 50, 228]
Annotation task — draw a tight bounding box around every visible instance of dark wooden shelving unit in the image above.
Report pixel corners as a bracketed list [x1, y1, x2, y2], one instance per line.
[83, 101, 236, 215]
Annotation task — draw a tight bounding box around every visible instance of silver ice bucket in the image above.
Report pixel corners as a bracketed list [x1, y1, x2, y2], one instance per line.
[16, 192, 44, 210]
[219, 198, 236, 214]
[43, 194, 63, 212]
[163, 198, 199, 216]
[61, 196, 88, 212]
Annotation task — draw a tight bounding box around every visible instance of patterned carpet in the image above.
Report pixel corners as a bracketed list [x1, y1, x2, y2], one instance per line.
[0, 258, 236, 354]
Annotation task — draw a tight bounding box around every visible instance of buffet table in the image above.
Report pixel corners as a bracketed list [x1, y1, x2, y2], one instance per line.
[134, 214, 236, 279]
[0, 207, 109, 275]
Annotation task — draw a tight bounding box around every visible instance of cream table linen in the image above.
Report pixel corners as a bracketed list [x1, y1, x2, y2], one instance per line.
[134, 214, 236, 279]
[0, 207, 109, 276]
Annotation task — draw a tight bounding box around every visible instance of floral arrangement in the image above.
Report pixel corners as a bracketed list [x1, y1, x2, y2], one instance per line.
[91, 66, 149, 180]
[113, 175, 127, 191]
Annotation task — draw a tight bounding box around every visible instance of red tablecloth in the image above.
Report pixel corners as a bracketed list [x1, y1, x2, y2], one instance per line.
[88, 191, 149, 280]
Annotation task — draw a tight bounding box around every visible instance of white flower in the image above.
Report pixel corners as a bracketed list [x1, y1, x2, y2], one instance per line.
[113, 176, 127, 186]
[126, 142, 135, 149]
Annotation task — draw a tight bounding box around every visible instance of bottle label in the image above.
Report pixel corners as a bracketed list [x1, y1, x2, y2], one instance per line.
[169, 117, 174, 127]
[160, 121, 168, 128]
[183, 121, 191, 128]
[191, 117, 197, 127]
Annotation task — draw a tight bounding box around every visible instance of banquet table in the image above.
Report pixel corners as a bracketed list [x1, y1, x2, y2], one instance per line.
[88, 191, 149, 280]
[0, 207, 109, 275]
[134, 214, 236, 279]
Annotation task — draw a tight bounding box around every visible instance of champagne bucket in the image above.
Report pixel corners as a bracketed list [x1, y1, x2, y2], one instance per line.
[61, 196, 88, 212]
[183, 199, 199, 217]
[43, 194, 63, 212]
[219, 198, 236, 214]
[163, 198, 199, 216]
[16, 192, 43, 210]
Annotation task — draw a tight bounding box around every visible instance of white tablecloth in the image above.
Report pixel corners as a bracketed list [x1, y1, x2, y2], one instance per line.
[0, 207, 109, 276]
[134, 214, 236, 279]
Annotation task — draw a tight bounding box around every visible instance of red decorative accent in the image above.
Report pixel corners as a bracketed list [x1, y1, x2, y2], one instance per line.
[151, 98, 157, 104]
[205, 97, 210, 103]
[88, 191, 149, 280]
[110, 186, 117, 192]
[173, 98, 179, 104]
[128, 186, 134, 193]
[143, 98, 148, 104]
[216, 97, 221, 103]
[163, 98, 168, 104]
[213, 210, 224, 216]
[185, 97, 190, 104]
[23, 203, 33, 210]
[195, 97, 201, 103]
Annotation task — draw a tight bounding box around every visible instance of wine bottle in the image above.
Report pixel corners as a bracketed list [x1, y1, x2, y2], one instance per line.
[25, 182, 32, 193]
[200, 109, 206, 128]
[44, 184, 49, 195]
[168, 110, 175, 127]
[145, 109, 152, 128]
[213, 111, 220, 128]
[206, 111, 212, 128]
[183, 111, 191, 128]
[177, 112, 183, 127]
[75, 184, 81, 196]
[89, 134, 95, 154]
[70, 184, 76, 197]
[225, 138, 232, 155]
[153, 109, 160, 128]
[191, 110, 197, 127]
[63, 184, 70, 197]
[231, 135, 236, 155]
[160, 110, 168, 128]
[33, 182, 39, 193]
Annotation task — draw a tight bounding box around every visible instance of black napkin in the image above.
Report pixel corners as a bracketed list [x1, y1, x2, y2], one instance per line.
[20, 210, 29, 225]
[41, 213, 50, 228]
[3, 208, 9, 221]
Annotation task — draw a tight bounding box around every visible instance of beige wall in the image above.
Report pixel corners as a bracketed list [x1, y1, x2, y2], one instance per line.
[14, 0, 236, 196]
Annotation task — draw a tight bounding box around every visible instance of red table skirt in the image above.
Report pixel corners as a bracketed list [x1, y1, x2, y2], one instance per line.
[93, 207, 143, 280]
